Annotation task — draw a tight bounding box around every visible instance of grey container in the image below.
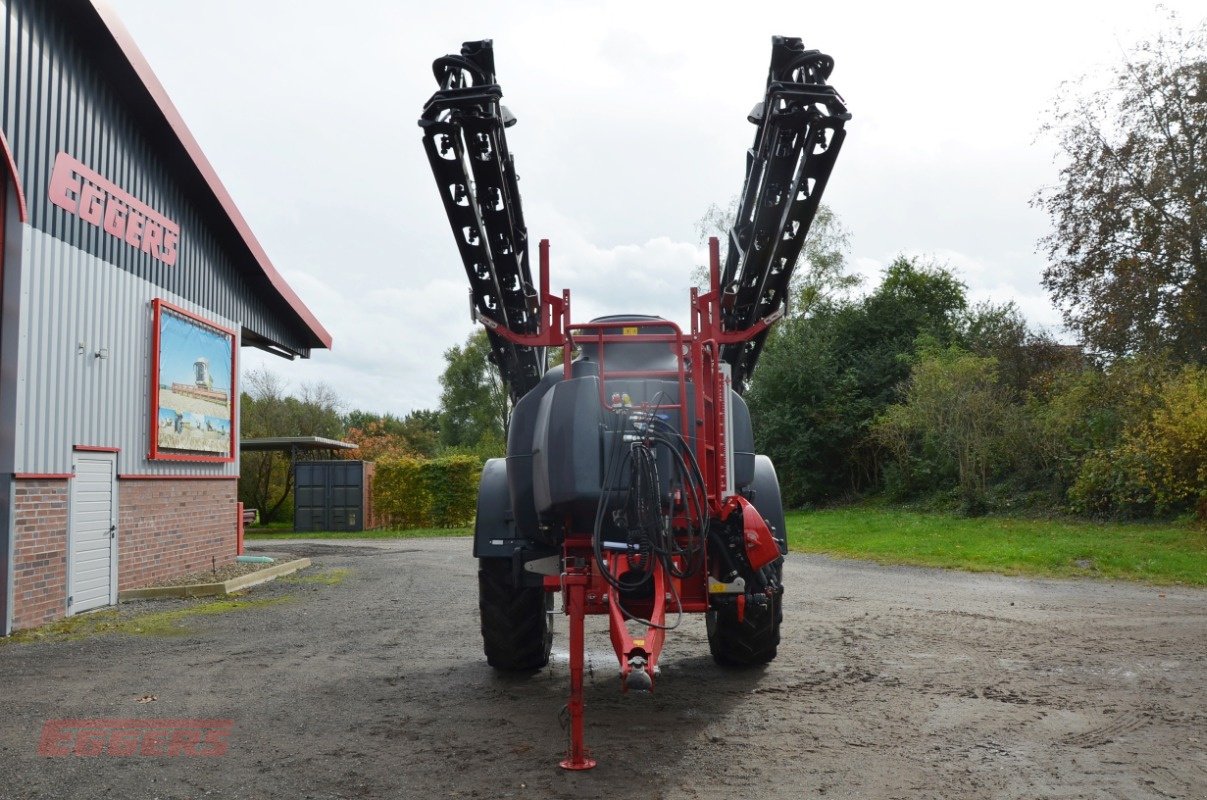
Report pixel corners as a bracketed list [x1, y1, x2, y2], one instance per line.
[293, 460, 374, 533]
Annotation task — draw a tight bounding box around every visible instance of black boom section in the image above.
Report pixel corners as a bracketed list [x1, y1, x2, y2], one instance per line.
[419, 40, 545, 403]
[720, 36, 851, 392]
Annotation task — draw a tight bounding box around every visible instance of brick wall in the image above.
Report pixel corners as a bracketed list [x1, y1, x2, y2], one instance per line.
[8, 477, 237, 632]
[118, 479, 237, 591]
[11, 479, 70, 630]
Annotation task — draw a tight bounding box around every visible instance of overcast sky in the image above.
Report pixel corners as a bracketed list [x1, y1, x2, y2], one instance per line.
[108, 0, 1204, 416]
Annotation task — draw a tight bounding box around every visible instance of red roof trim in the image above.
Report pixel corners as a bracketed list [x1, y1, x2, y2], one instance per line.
[0, 127, 29, 222]
[89, 1, 332, 350]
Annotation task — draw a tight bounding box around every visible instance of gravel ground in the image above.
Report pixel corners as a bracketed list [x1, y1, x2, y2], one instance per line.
[0, 537, 1203, 800]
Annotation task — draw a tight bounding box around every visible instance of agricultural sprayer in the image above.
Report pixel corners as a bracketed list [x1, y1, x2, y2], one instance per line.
[419, 36, 849, 769]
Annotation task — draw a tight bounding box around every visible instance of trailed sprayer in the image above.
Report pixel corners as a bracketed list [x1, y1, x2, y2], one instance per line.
[419, 36, 849, 768]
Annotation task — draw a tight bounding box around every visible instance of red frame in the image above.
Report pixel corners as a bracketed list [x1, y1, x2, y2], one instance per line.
[480, 237, 778, 769]
[148, 298, 238, 463]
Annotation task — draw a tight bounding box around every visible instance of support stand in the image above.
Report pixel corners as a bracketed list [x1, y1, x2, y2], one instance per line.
[559, 571, 596, 771]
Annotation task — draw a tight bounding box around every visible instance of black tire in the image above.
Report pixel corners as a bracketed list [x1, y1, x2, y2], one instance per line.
[706, 600, 780, 666]
[478, 558, 553, 671]
[707, 581, 781, 667]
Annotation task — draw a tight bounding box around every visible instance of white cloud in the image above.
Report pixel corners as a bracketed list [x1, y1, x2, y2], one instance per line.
[107, 0, 1197, 414]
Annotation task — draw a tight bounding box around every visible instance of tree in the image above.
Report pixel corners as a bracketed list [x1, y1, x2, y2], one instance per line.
[696, 199, 857, 315]
[438, 329, 508, 453]
[1036, 15, 1207, 364]
[747, 256, 969, 505]
[960, 300, 1082, 401]
[239, 368, 343, 522]
[874, 345, 1016, 512]
[342, 409, 441, 460]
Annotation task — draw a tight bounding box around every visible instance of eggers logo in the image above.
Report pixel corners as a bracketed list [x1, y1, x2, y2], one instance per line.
[38, 719, 232, 757]
[48, 151, 180, 266]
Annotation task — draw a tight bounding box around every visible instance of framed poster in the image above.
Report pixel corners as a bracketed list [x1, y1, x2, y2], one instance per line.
[149, 299, 237, 462]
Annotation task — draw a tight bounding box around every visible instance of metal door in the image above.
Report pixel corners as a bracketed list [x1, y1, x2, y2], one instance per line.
[294, 461, 364, 532]
[68, 452, 117, 613]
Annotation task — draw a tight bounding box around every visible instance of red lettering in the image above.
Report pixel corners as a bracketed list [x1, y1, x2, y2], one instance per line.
[79, 182, 105, 225]
[47, 152, 181, 265]
[167, 727, 202, 756]
[139, 729, 167, 756]
[161, 229, 179, 266]
[47, 153, 81, 214]
[141, 218, 163, 257]
[198, 726, 230, 757]
[103, 199, 128, 238]
[125, 210, 145, 248]
[37, 722, 74, 756]
[107, 728, 140, 756]
[74, 727, 106, 757]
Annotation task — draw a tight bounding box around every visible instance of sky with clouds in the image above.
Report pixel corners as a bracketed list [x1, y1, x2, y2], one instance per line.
[108, 0, 1204, 416]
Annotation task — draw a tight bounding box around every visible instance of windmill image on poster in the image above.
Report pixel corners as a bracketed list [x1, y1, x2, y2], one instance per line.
[151, 300, 236, 459]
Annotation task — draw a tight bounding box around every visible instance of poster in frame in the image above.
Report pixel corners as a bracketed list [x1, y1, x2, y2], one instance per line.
[148, 298, 238, 462]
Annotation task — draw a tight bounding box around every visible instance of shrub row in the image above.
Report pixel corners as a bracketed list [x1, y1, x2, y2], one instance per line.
[372, 455, 481, 529]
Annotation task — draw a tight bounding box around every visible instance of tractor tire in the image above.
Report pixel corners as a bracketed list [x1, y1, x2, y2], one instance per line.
[478, 558, 553, 671]
[706, 577, 782, 667]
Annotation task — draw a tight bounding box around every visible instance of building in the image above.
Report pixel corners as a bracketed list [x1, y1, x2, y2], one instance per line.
[0, 0, 331, 633]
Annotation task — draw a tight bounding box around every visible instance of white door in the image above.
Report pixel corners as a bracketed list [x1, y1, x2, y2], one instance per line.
[68, 452, 118, 614]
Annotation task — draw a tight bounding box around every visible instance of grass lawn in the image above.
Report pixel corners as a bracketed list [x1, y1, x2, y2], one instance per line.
[786, 507, 1207, 585]
[245, 527, 471, 541]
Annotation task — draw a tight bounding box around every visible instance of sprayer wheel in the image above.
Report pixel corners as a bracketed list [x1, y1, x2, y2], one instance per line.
[478, 558, 553, 671]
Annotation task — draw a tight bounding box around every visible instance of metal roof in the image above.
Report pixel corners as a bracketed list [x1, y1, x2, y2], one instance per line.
[85, 0, 332, 351]
[240, 437, 358, 453]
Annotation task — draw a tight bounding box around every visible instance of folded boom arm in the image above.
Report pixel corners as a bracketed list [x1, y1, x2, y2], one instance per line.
[419, 40, 544, 404]
[719, 36, 851, 392]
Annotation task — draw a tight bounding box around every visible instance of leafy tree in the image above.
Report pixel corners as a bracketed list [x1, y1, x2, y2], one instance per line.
[438, 329, 507, 454]
[748, 256, 969, 505]
[696, 200, 857, 314]
[1036, 15, 1207, 364]
[1066, 364, 1207, 519]
[343, 409, 440, 460]
[874, 345, 1016, 512]
[238, 368, 343, 522]
[960, 300, 1082, 401]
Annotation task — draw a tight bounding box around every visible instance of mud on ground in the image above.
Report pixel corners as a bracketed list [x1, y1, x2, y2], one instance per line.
[0, 538, 1203, 799]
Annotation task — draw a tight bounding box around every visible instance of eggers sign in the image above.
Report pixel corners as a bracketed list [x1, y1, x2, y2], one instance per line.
[39, 718, 232, 757]
[48, 151, 180, 266]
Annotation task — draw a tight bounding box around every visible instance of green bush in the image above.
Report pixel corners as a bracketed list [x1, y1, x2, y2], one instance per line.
[372, 455, 482, 529]
[1068, 366, 1207, 519]
[873, 344, 1016, 513]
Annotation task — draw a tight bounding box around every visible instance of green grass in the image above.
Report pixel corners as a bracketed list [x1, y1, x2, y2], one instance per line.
[2, 595, 293, 644]
[786, 507, 1207, 585]
[245, 527, 471, 540]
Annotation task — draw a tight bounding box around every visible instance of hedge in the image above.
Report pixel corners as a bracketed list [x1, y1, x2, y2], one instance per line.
[372, 455, 481, 529]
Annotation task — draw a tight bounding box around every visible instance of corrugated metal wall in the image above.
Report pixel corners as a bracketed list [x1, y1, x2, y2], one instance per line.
[0, 0, 314, 356]
[14, 227, 238, 476]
